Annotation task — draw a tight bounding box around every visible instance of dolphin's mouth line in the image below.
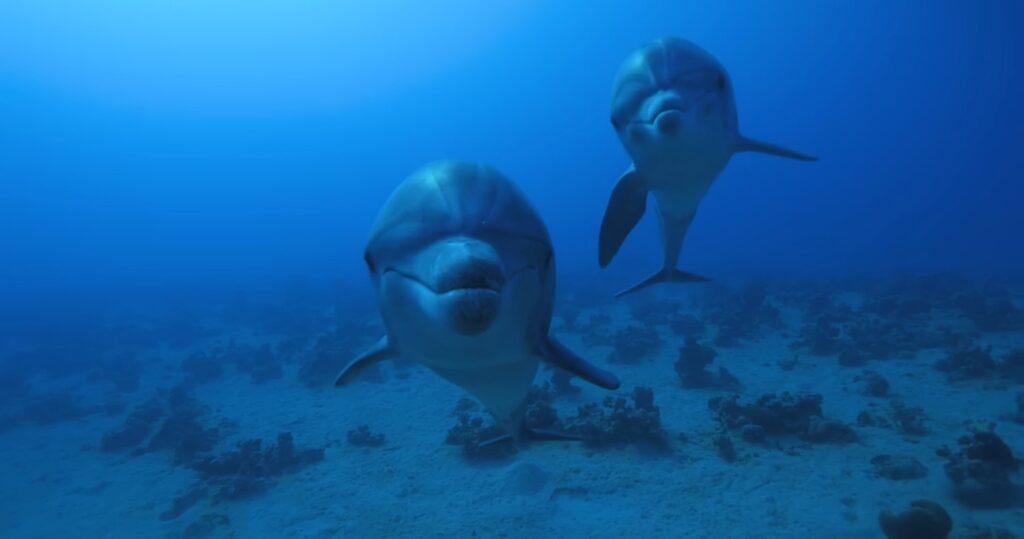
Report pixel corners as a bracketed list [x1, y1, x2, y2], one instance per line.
[627, 107, 686, 127]
[654, 108, 684, 119]
[382, 265, 537, 294]
[382, 269, 469, 293]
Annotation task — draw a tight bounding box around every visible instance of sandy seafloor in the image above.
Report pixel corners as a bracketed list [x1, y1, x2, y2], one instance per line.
[1, 285, 1023, 539]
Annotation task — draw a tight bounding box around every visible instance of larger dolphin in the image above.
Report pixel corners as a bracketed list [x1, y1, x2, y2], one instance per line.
[599, 38, 817, 296]
[336, 161, 620, 440]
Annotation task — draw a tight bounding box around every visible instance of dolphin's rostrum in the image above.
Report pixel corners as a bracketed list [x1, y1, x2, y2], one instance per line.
[599, 38, 817, 296]
[336, 161, 620, 441]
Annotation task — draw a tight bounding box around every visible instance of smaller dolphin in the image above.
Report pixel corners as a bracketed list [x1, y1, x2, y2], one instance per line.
[336, 161, 620, 441]
[599, 38, 817, 296]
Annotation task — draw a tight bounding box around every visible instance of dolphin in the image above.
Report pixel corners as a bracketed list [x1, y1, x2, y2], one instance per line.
[599, 38, 817, 296]
[335, 161, 620, 441]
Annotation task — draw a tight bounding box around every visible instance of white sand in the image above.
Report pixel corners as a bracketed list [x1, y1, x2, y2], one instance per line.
[1, 292, 1023, 538]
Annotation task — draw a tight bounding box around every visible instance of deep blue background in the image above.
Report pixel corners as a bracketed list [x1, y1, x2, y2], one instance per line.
[2, 1, 1021, 307]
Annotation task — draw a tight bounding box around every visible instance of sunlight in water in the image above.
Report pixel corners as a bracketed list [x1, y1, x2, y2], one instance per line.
[0, 0, 536, 113]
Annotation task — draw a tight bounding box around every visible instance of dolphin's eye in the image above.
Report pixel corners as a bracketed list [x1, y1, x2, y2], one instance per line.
[543, 249, 554, 269]
[610, 116, 622, 130]
[717, 74, 726, 91]
[363, 253, 376, 273]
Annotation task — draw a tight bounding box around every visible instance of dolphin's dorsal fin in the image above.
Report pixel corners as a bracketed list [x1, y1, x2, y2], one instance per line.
[735, 136, 818, 161]
[538, 336, 620, 390]
[334, 336, 395, 387]
[598, 168, 648, 267]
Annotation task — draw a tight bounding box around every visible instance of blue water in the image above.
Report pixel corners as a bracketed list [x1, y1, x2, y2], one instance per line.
[2, 2, 1023, 537]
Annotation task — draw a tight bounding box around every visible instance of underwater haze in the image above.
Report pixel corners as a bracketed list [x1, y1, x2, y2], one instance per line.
[2, 1, 1023, 538]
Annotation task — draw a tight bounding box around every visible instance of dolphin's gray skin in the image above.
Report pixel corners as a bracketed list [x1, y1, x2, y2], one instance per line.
[336, 161, 620, 441]
[599, 38, 817, 296]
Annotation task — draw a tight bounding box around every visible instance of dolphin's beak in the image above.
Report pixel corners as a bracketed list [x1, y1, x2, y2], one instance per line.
[430, 237, 506, 336]
[642, 91, 688, 122]
[655, 110, 684, 135]
[434, 241, 506, 293]
[626, 91, 689, 137]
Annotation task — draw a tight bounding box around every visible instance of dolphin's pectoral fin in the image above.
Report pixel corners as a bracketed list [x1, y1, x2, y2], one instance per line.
[598, 168, 648, 267]
[736, 136, 818, 162]
[615, 268, 709, 298]
[334, 336, 395, 387]
[538, 336, 621, 390]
